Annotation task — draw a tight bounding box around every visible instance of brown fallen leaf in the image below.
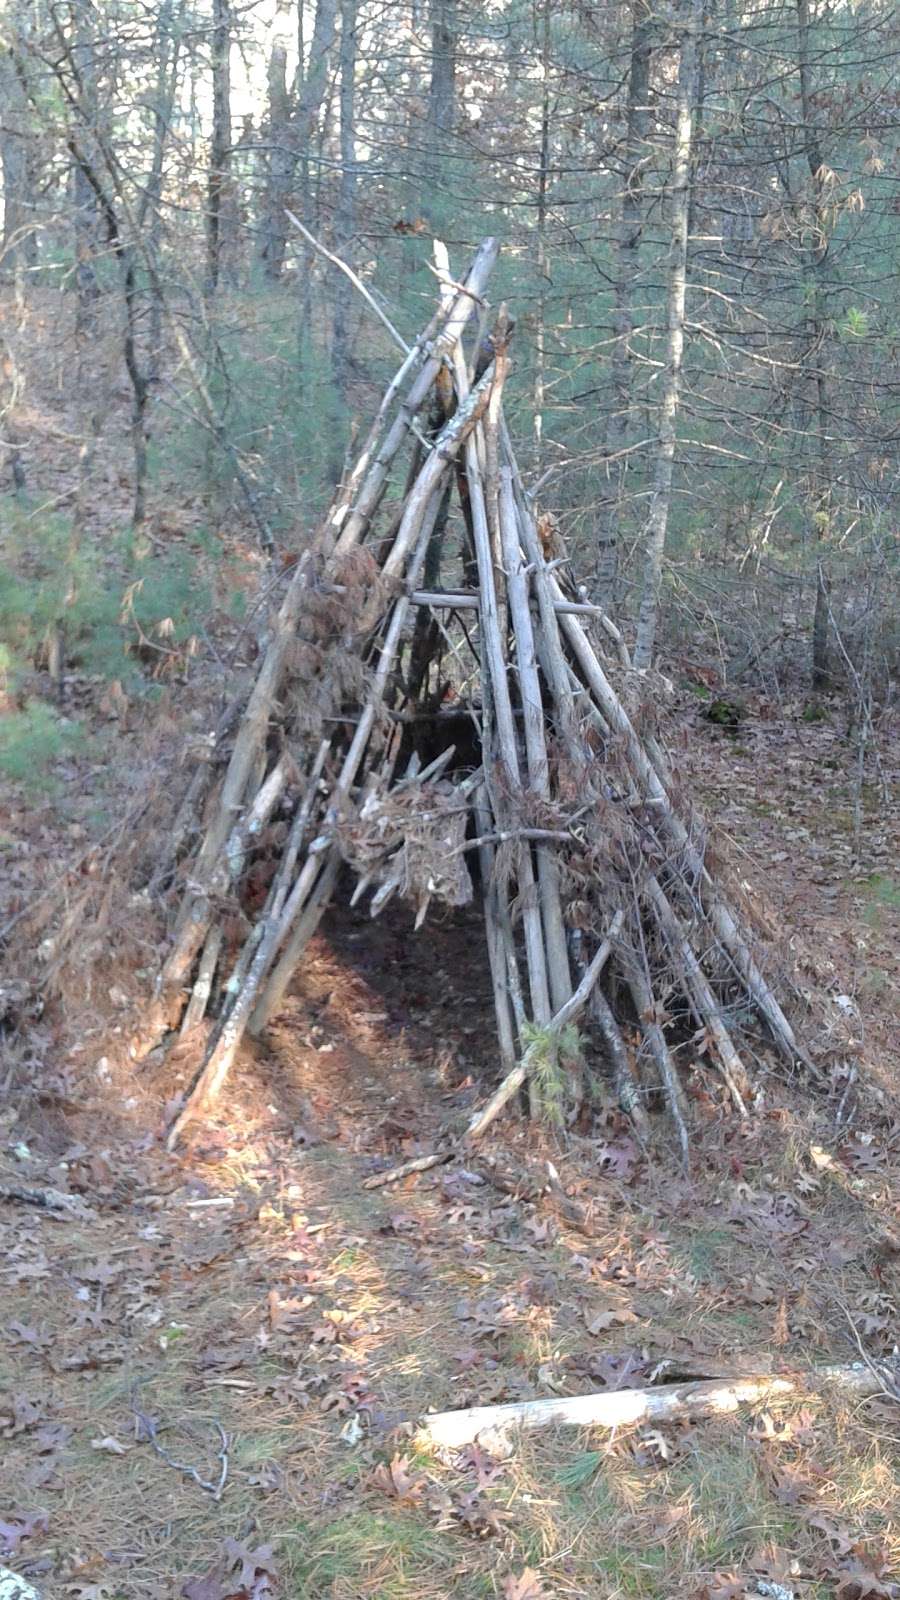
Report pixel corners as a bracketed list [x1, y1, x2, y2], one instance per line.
[0, 1509, 49, 1554]
[6, 1321, 51, 1351]
[458, 1441, 505, 1488]
[835, 1562, 894, 1600]
[807, 1510, 855, 1558]
[370, 1452, 424, 1506]
[584, 1306, 639, 1335]
[182, 1537, 276, 1600]
[1, 1392, 45, 1436]
[501, 1567, 548, 1599]
[267, 1291, 313, 1334]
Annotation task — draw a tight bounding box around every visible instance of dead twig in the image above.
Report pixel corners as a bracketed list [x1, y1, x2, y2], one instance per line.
[362, 1150, 453, 1190]
[130, 1388, 229, 1500]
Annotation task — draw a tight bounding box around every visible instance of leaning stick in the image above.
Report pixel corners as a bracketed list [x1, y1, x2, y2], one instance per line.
[499, 466, 573, 1017]
[466, 914, 623, 1141]
[148, 689, 244, 895]
[332, 237, 499, 558]
[179, 924, 223, 1037]
[158, 601, 304, 1003]
[165, 746, 329, 1147]
[473, 783, 519, 1075]
[134, 756, 291, 1058]
[248, 848, 340, 1034]
[645, 874, 750, 1114]
[622, 956, 691, 1170]
[591, 986, 649, 1137]
[460, 365, 552, 1035]
[555, 604, 805, 1067]
[417, 1359, 900, 1451]
[285, 210, 410, 356]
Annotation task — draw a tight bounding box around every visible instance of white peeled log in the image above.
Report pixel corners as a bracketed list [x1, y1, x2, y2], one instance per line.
[417, 1359, 899, 1451]
[0, 1569, 42, 1600]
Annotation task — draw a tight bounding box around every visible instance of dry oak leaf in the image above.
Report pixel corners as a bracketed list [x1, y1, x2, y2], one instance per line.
[584, 1306, 639, 1335]
[0, 1511, 48, 1555]
[182, 1538, 276, 1600]
[501, 1567, 548, 1599]
[369, 1453, 424, 1506]
[834, 1562, 896, 1600]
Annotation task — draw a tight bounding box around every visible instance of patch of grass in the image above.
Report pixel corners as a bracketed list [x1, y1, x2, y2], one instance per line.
[669, 1223, 733, 1286]
[862, 873, 900, 927]
[673, 1438, 799, 1567]
[282, 1507, 461, 1597]
[556, 1447, 607, 1491]
[330, 1246, 360, 1272]
[232, 1429, 292, 1468]
[593, 1541, 670, 1597]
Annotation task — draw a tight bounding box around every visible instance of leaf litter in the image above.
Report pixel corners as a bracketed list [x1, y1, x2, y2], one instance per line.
[1, 668, 899, 1595]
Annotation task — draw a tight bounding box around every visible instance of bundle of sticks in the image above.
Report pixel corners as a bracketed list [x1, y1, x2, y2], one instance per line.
[142, 237, 810, 1158]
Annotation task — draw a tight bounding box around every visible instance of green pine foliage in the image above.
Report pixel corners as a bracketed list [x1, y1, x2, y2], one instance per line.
[521, 1019, 584, 1129]
[0, 495, 217, 783]
[0, 698, 81, 786]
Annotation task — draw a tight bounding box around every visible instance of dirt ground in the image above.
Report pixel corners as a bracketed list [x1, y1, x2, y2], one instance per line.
[2, 294, 900, 1600]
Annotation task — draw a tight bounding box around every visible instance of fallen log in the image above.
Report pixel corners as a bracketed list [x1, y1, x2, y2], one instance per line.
[417, 1359, 899, 1450]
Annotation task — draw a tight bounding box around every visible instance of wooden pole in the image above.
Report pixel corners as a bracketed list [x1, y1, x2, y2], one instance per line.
[499, 465, 573, 1019]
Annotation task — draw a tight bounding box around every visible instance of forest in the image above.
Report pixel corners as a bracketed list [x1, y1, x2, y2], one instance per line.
[0, 0, 899, 1596]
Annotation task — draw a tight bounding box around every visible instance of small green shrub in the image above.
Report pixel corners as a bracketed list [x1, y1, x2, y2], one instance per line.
[0, 700, 81, 785]
[521, 1020, 584, 1128]
[0, 496, 215, 691]
[801, 700, 829, 723]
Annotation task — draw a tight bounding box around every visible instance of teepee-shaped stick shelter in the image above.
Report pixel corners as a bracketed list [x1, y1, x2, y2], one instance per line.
[146, 238, 810, 1157]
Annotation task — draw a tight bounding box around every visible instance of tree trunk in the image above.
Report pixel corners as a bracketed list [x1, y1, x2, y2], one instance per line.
[795, 0, 832, 693]
[633, 0, 702, 671]
[0, 17, 38, 283]
[205, 0, 231, 295]
[258, 0, 337, 283]
[533, 0, 551, 473]
[140, 0, 182, 380]
[594, 0, 653, 613]
[422, 0, 455, 223]
[331, 0, 357, 401]
[70, 0, 103, 338]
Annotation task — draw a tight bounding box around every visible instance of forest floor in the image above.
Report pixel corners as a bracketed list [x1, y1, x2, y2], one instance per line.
[2, 295, 900, 1600]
